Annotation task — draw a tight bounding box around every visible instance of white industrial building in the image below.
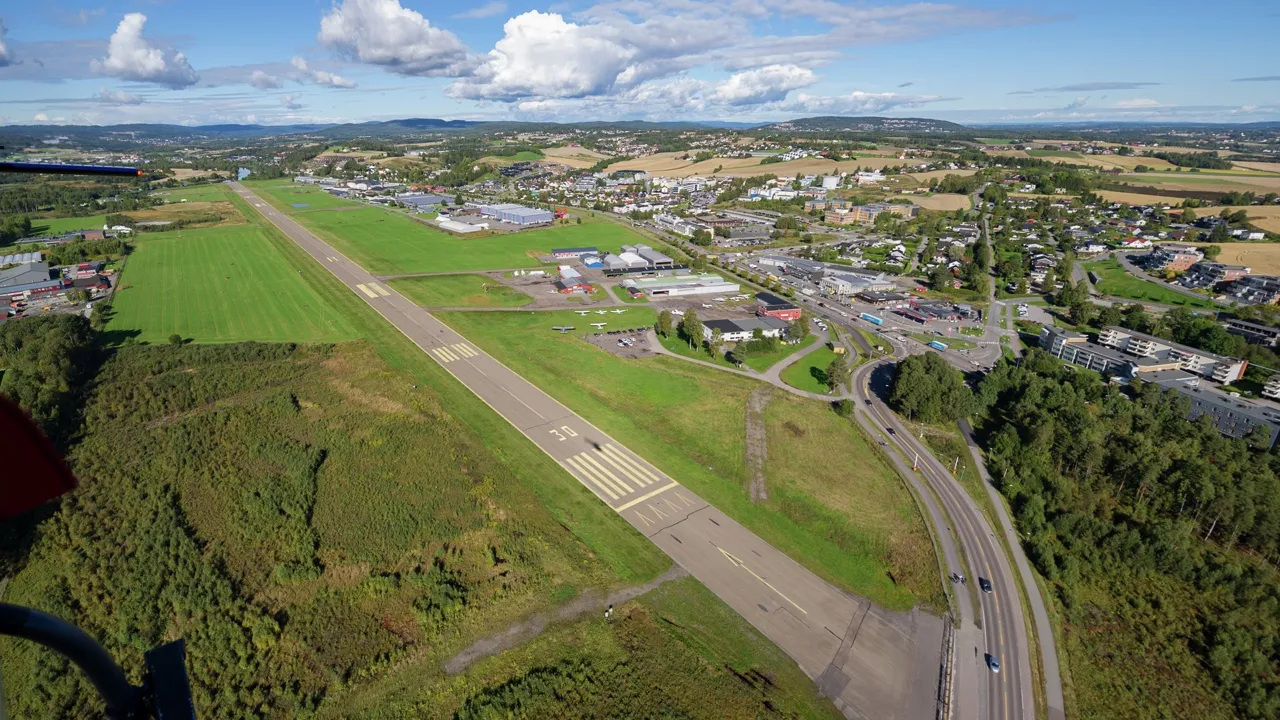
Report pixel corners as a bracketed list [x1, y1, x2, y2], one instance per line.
[819, 272, 897, 296]
[478, 203, 554, 226]
[623, 273, 739, 297]
[702, 317, 788, 342]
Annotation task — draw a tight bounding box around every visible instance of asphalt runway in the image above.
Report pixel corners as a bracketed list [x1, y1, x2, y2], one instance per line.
[231, 183, 945, 720]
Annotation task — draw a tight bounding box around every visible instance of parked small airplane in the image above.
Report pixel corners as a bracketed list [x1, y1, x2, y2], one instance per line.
[552, 326, 576, 334]
[595, 310, 608, 315]
[591, 322, 607, 329]
[575, 310, 591, 316]
[611, 309, 627, 314]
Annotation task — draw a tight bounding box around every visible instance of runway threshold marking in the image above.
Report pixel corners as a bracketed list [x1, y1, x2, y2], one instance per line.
[369, 283, 391, 297]
[450, 343, 479, 358]
[432, 346, 460, 363]
[356, 283, 378, 298]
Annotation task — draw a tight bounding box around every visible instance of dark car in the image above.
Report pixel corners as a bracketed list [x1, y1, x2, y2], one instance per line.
[886, 427, 896, 436]
[985, 654, 1000, 673]
[979, 577, 993, 593]
[865, 399, 873, 406]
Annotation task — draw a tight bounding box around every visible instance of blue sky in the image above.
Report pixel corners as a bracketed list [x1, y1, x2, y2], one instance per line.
[0, 0, 1277, 126]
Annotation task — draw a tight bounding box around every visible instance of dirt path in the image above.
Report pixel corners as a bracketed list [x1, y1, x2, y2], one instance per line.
[744, 386, 773, 503]
[443, 566, 689, 675]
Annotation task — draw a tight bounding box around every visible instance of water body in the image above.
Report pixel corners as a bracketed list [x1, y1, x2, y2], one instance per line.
[237, 167, 252, 180]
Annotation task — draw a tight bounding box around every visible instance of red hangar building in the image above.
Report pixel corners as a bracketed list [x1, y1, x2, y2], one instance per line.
[755, 292, 802, 322]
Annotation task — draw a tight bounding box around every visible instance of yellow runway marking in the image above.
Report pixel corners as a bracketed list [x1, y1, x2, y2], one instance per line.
[564, 455, 619, 500]
[600, 444, 660, 486]
[369, 283, 390, 297]
[451, 343, 479, 358]
[356, 283, 378, 298]
[432, 347, 460, 363]
[578, 452, 633, 494]
[616, 481, 679, 511]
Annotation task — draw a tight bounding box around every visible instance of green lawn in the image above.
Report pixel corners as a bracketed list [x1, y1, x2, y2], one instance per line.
[108, 224, 359, 344]
[31, 215, 107, 235]
[612, 284, 648, 303]
[388, 274, 532, 308]
[657, 329, 738, 368]
[739, 333, 819, 372]
[909, 332, 977, 350]
[155, 184, 236, 203]
[780, 346, 841, 394]
[437, 308, 937, 612]
[280, 205, 646, 274]
[249, 182, 363, 212]
[1084, 259, 1217, 308]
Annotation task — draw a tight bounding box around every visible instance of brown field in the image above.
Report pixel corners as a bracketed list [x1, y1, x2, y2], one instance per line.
[913, 194, 972, 211]
[170, 168, 222, 180]
[1098, 190, 1185, 207]
[906, 169, 980, 182]
[129, 201, 244, 227]
[1192, 205, 1280, 233]
[540, 145, 611, 168]
[1085, 155, 1179, 172]
[1108, 172, 1280, 193]
[611, 153, 916, 178]
[1194, 243, 1280, 273]
[1231, 161, 1280, 174]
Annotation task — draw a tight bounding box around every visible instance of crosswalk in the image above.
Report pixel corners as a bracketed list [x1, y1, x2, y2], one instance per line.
[431, 343, 480, 363]
[562, 444, 675, 507]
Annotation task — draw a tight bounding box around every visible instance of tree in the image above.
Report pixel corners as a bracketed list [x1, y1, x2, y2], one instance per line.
[1097, 304, 1124, 328]
[707, 328, 724, 360]
[1202, 244, 1222, 260]
[690, 229, 712, 246]
[888, 352, 973, 423]
[656, 310, 673, 338]
[1041, 267, 1057, 294]
[714, 226, 731, 238]
[1069, 300, 1095, 326]
[678, 309, 703, 350]
[1181, 208, 1197, 225]
[825, 354, 850, 393]
[168, 333, 184, 346]
[832, 399, 854, 417]
[790, 315, 810, 340]
[1209, 223, 1231, 243]
[930, 264, 954, 290]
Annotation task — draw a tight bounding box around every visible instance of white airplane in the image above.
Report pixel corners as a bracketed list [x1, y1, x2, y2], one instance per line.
[552, 326, 576, 334]
[702, 303, 713, 308]
[591, 322, 607, 329]
[595, 310, 608, 315]
[611, 309, 627, 314]
[575, 310, 591, 316]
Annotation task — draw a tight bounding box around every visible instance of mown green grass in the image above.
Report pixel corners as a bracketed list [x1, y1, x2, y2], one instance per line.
[280, 205, 645, 274]
[439, 308, 938, 611]
[739, 333, 818, 372]
[909, 332, 977, 350]
[612, 284, 648, 303]
[108, 224, 359, 344]
[780, 345, 841, 394]
[389, 274, 532, 308]
[30, 214, 107, 235]
[1084, 258, 1217, 308]
[155, 184, 237, 203]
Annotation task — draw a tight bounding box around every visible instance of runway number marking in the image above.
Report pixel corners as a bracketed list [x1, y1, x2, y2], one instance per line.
[548, 426, 578, 441]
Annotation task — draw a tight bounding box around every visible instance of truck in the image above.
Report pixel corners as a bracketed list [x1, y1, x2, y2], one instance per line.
[928, 341, 948, 351]
[801, 288, 815, 296]
[860, 312, 884, 326]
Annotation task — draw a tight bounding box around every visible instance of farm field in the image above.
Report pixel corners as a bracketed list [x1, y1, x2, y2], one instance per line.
[288, 205, 644, 274]
[913, 194, 972, 211]
[107, 224, 359, 343]
[30, 214, 107, 235]
[905, 168, 980, 182]
[1191, 204, 1280, 233]
[1231, 160, 1280, 173]
[1194, 242, 1280, 274]
[481, 149, 544, 164]
[1108, 171, 1280, 193]
[169, 168, 223, 180]
[156, 184, 238, 202]
[438, 308, 942, 612]
[1083, 258, 1217, 309]
[780, 345, 841, 394]
[539, 145, 610, 168]
[388, 274, 532, 308]
[1097, 190, 1186, 207]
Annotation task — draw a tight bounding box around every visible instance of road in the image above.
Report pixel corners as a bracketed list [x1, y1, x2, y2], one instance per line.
[1113, 251, 1229, 307]
[230, 183, 945, 720]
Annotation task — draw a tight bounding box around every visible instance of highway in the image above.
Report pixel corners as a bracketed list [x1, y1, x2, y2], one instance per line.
[230, 183, 946, 720]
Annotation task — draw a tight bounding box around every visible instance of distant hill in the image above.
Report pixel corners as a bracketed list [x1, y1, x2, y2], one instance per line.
[764, 116, 972, 134]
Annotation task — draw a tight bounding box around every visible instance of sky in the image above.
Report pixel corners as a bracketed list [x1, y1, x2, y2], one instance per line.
[0, 0, 1277, 127]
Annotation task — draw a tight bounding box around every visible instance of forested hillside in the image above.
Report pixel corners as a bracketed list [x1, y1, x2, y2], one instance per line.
[976, 351, 1280, 719]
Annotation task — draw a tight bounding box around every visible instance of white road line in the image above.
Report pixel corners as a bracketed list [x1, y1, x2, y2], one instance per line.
[563, 455, 619, 500]
[616, 482, 680, 512]
[579, 452, 634, 494]
[594, 446, 651, 487]
[356, 283, 378, 298]
[602, 444, 661, 486]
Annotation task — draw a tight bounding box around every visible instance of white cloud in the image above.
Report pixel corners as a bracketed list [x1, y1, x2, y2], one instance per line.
[781, 90, 950, 115]
[95, 86, 143, 105]
[318, 0, 470, 77]
[1115, 97, 1163, 108]
[1063, 96, 1089, 111]
[713, 65, 816, 106]
[453, 1, 507, 19]
[249, 70, 282, 90]
[0, 20, 13, 67]
[33, 112, 49, 122]
[291, 56, 357, 88]
[281, 93, 303, 110]
[90, 13, 198, 88]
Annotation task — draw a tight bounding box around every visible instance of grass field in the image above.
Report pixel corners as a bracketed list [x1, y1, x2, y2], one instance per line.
[780, 345, 841, 394]
[155, 184, 235, 202]
[283, 205, 645, 274]
[388, 274, 532, 308]
[1083, 258, 1217, 308]
[906, 169, 981, 182]
[612, 284, 648, 303]
[250, 182, 363, 212]
[908, 332, 977, 350]
[30, 214, 107, 235]
[108, 224, 360, 344]
[481, 150, 544, 164]
[438, 308, 941, 612]
[739, 333, 819, 372]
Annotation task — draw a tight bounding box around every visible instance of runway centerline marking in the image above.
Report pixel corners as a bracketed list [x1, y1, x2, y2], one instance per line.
[717, 546, 808, 615]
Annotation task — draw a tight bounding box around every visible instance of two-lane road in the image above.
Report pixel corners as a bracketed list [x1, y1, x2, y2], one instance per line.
[231, 183, 946, 720]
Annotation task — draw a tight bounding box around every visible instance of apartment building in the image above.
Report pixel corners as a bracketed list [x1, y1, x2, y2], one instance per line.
[1097, 326, 1248, 383]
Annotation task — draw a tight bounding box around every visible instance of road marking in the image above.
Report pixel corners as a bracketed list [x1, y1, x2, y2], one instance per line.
[432, 346, 460, 363]
[563, 454, 620, 500]
[356, 283, 378, 298]
[369, 282, 390, 297]
[616, 481, 679, 511]
[327, 256, 338, 263]
[717, 546, 808, 615]
[451, 343, 478, 358]
[599, 444, 661, 486]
